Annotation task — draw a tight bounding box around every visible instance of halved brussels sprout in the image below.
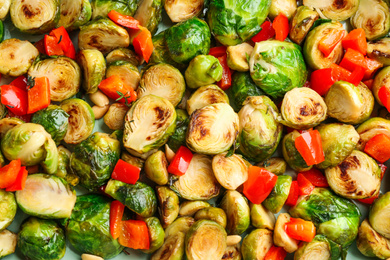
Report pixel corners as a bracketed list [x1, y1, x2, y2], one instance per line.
[238, 96, 283, 162]
[249, 40, 307, 98]
[263, 175, 292, 214]
[357, 219, 390, 259]
[303, 22, 345, 70]
[367, 38, 390, 66]
[185, 55, 222, 89]
[105, 179, 157, 218]
[257, 157, 287, 175]
[139, 63, 185, 106]
[58, 0, 91, 30]
[207, 0, 271, 45]
[164, 0, 203, 22]
[10, 0, 60, 34]
[60, 98, 95, 144]
[0, 38, 39, 76]
[0, 0, 10, 20]
[77, 49, 106, 94]
[134, 0, 163, 34]
[28, 56, 81, 102]
[186, 85, 229, 115]
[145, 150, 169, 185]
[165, 216, 195, 238]
[0, 190, 16, 231]
[167, 109, 189, 152]
[170, 154, 220, 200]
[103, 103, 128, 130]
[18, 217, 66, 260]
[142, 217, 165, 254]
[57, 145, 79, 186]
[156, 186, 180, 228]
[185, 220, 227, 260]
[106, 48, 140, 66]
[106, 60, 140, 90]
[179, 201, 211, 217]
[269, 0, 297, 19]
[212, 152, 249, 190]
[0, 229, 17, 258]
[316, 123, 359, 169]
[351, 0, 390, 40]
[79, 18, 130, 55]
[282, 130, 312, 172]
[226, 43, 253, 72]
[290, 6, 319, 45]
[369, 191, 390, 239]
[294, 235, 339, 260]
[194, 207, 227, 228]
[187, 103, 239, 155]
[274, 213, 299, 253]
[325, 81, 374, 125]
[0, 117, 24, 138]
[222, 245, 242, 260]
[304, 0, 359, 21]
[123, 95, 176, 155]
[220, 190, 250, 235]
[65, 195, 124, 258]
[165, 18, 211, 64]
[250, 203, 276, 230]
[121, 151, 145, 169]
[151, 231, 186, 260]
[241, 229, 273, 259]
[91, 0, 138, 19]
[356, 117, 390, 150]
[373, 66, 390, 106]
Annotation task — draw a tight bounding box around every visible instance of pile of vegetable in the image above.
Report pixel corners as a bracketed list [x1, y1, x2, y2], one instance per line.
[2, 0, 390, 259]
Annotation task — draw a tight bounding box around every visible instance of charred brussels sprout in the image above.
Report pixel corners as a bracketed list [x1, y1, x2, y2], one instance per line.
[294, 235, 341, 260]
[77, 49, 106, 94]
[65, 194, 124, 258]
[167, 109, 189, 152]
[249, 40, 307, 98]
[226, 43, 253, 72]
[222, 245, 241, 260]
[70, 132, 120, 191]
[207, 0, 271, 46]
[91, 0, 138, 19]
[58, 0, 91, 30]
[18, 217, 66, 260]
[263, 175, 292, 214]
[241, 229, 273, 259]
[145, 150, 169, 185]
[156, 186, 180, 228]
[164, 0, 204, 22]
[179, 201, 211, 217]
[57, 146, 79, 186]
[185, 55, 222, 89]
[304, 0, 359, 21]
[373, 67, 390, 106]
[0, 190, 16, 231]
[165, 18, 211, 64]
[269, 0, 297, 19]
[28, 56, 81, 102]
[357, 219, 390, 259]
[274, 213, 299, 253]
[367, 38, 390, 65]
[282, 130, 312, 172]
[238, 96, 282, 162]
[186, 85, 229, 115]
[105, 179, 157, 217]
[10, 0, 60, 34]
[142, 217, 165, 254]
[134, 0, 163, 34]
[0, 229, 17, 258]
[250, 203, 276, 230]
[194, 207, 227, 228]
[369, 191, 390, 239]
[356, 117, 390, 150]
[290, 6, 319, 45]
[220, 190, 250, 235]
[151, 232, 185, 260]
[0, 0, 10, 20]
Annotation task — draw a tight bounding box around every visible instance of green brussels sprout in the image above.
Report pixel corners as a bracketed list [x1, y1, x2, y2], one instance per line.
[165, 18, 211, 64]
[249, 40, 307, 98]
[351, 0, 390, 40]
[290, 6, 319, 45]
[18, 217, 66, 260]
[106, 48, 140, 66]
[194, 207, 227, 228]
[263, 175, 292, 214]
[357, 219, 390, 259]
[134, 0, 163, 34]
[79, 18, 130, 55]
[369, 191, 390, 239]
[142, 217, 165, 254]
[170, 154, 221, 200]
[16, 174, 76, 219]
[282, 130, 312, 172]
[250, 203, 276, 230]
[207, 0, 271, 46]
[0, 190, 17, 231]
[226, 43, 253, 72]
[1, 123, 58, 174]
[356, 117, 390, 150]
[185, 220, 227, 260]
[294, 234, 342, 260]
[373, 66, 390, 107]
[77, 49, 106, 94]
[257, 157, 287, 176]
[325, 81, 374, 125]
[186, 85, 229, 115]
[31, 105, 69, 145]
[0, 117, 24, 139]
[28, 56, 81, 102]
[91, 0, 139, 19]
[165, 216, 195, 238]
[238, 96, 282, 162]
[104, 103, 129, 130]
[212, 152, 249, 190]
[167, 109, 189, 152]
[10, 0, 60, 34]
[121, 151, 145, 169]
[241, 229, 273, 259]
[139, 63, 185, 106]
[70, 132, 120, 191]
[145, 150, 169, 185]
[0, 20, 3, 42]
[58, 0, 91, 30]
[0, 229, 17, 258]
[151, 232, 186, 260]
[269, 0, 297, 19]
[220, 190, 250, 235]
[186, 103, 239, 155]
[106, 60, 140, 91]
[60, 98, 95, 144]
[179, 201, 211, 217]
[105, 179, 157, 217]
[274, 213, 299, 253]
[316, 123, 359, 169]
[367, 38, 390, 66]
[0, 39, 39, 77]
[57, 145, 79, 186]
[0, 0, 10, 21]
[156, 186, 180, 228]
[164, 0, 203, 23]
[123, 95, 176, 155]
[303, 22, 345, 70]
[185, 55, 223, 89]
[65, 194, 124, 258]
[304, 0, 359, 21]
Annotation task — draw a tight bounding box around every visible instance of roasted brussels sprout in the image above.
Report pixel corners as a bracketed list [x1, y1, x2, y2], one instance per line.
[373, 66, 390, 107]
[356, 117, 390, 150]
[10, 0, 60, 34]
[121, 151, 145, 169]
[0, 38, 39, 77]
[165, 216, 195, 238]
[269, 0, 297, 19]
[57, 145, 79, 186]
[103, 103, 128, 130]
[194, 207, 227, 228]
[0, 0, 10, 20]
[186, 85, 229, 115]
[0, 117, 24, 138]
[106, 48, 140, 66]
[222, 245, 242, 260]
[167, 109, 189, 152]
[185, 55, 222, 89]
[179, 201, 211, 217]
[65, 194, 124, 258]
[220, 190, 250, 235]
[257, 158, 287, 176]
[351, 0, 390, 41]
[290, 6, 319, 45]
[0, 190, 16, 231]
[151, 232, 186, 260]
[367, 38, 390, 65]
[0, 20, 3, 42]
[156, 186, 180, 228]
[77, 49, 106, 94]
[212, 152, 248, 190]
[142, 217, 165, 254]
[106, 60, 140, 90]
[58, 0, 91, 30]
[263, 175, 292, 214]
[91, 0, 138, 19]
[134, 0, 163, 34]
[79, 18, 130, 55]
[139, 63, 185, 106]
[303, 22, 345, 70]
[325, 81, 374, 125]
[274, 213, 299, 253]
[165, 18, 211, 64]
[105, 179, 157, 217]
[207, 0, 271, 45]
[369, 191, 390, 239]
[249, 40, 307, 98]
[282, 130, 312, 172]
[18, 217, 66, 260]
[164, 0, 203, 22]
[28, 56, 81, 102]
[0, 229, 17, 258]
[357, 219, 390, 259]
[241, 229, 273, 259]
[226, 43, 253, 72]
[250, 203, 276, 230]
[304, 0, 359, 21]
[145, 150, 169, 185]
[294, 235, 341, 260]
[170, 154, 220, 200]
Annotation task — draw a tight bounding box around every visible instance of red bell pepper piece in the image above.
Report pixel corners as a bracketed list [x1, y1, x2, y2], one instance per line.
[108, 10, 140, 29]
[111, 159, 140, 185]
[0, 159, 22, 189]
[209, 46, 227, 58]
[110, 200, 125, 239]
[285, 180, 299, 207]
[364, 134, 390, 163]
[1, 85, 28, 116]
[319, 29, 345, 57]
[118, 220, 150, 250]
[265, 246, 287, 260]
[34, 38, 46, 54]
[216, 54, 232, 90]
[339, 48, 367, 72]
[252, 21, 275, 42]
[378, 86, 390, 112]
[27, 77, 51, 114]
[243, 166, 278, 204]
[357, 195, 378, 204]
[348, 65, 366, 86]
[310, 68, 334, 96]
[5, 110, 32, 122]
[167, 146, 193, 176]
[330, 63, 352, 82]
[44, 35, 64, 56]
[49, 26, 76, 59]
[363, 79, 374, 90]
[297, 173, 315, 196]
[10, 75, 28, 91]
[301, 168, 328, 187]
[5, 166, 28, 192]
[98, 75, 137, 105]
[285, 217, 316, 242]
[379, 163, 387, 179]
[363, 57, 383, 80]
[272, 14, 289, 42]
[295, 130, 325, 166]
[131, 26, 153, 63]
[26, 165, 39, 174]
[342, 28, 367, 56]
